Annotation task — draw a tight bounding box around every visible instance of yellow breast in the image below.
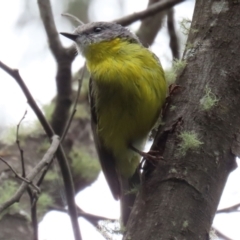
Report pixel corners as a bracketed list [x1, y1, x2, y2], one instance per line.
[86, 38, 167, 177]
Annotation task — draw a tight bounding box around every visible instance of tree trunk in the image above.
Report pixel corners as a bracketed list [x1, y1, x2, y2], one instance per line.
[124, 1, 240, 239]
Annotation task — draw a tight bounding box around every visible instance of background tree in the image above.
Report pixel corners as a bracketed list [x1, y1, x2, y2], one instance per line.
[0, 0, 239, 240]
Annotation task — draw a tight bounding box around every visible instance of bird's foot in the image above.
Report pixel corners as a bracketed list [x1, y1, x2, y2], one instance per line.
[130, 146, 163, 168]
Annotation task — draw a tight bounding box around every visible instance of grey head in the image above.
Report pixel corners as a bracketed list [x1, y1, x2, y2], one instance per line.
[60, 22, 141, 55]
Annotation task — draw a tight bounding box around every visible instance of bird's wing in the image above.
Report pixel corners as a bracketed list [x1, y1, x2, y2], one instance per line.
[89, 78, 121, 200]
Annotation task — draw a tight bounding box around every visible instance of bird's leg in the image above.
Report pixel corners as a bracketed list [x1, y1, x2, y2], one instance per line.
[130, 145, 163, 168]
[130, 145, 158, 160]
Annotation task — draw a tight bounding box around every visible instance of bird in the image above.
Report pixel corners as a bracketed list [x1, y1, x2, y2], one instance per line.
[60, 21, 167, 226]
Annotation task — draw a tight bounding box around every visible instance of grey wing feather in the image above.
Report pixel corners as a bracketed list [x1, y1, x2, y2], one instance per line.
[89, 78, 121, 200]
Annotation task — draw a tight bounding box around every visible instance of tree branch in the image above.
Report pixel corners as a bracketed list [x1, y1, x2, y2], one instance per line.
[37, 0, 63, 56]
[28, 191, 39, 240]
[60, 64, 86, 142]
[0, 157, 40, 192]
[38, 0, 76, 136]
[217, 203, 240, 214]
[15, 110, 39, 240]
[214, 228, 233, 240]
[115, 0, 185, 26]
[16, 110, 27, 178]
[51, 205, 116, 227]
[0, 135, 59, 213]
[167, 8, 180, 60]
[0, 61, 82, 240]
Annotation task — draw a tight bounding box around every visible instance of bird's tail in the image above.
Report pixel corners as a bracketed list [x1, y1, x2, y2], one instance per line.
[120, 169, 140, 226]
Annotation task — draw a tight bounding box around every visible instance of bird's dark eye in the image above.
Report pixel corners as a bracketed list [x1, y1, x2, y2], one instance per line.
[93, 27, 102, 33]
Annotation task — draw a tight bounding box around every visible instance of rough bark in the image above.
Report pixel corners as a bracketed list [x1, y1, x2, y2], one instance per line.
[124, 1, 240, 239]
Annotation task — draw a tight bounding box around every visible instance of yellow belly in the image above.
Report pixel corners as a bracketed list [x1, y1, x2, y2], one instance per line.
[86, 39, 167, 177]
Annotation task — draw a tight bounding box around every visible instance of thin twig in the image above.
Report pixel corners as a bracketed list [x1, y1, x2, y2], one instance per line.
[0, 61, 82, 240]
[0, 157, 40, 192]
[51, 205, 117, 240]
[17, 111, 39, 240]
[0, 135, 60, 213]
[61, 63, 86, 143]
[15, 111, 40, 240]
[50, 205, 116, 227]
[115, 0, 185, 26]
[0, 62, 53, 137]
[36, 158, 55, 187]
[16, 110, 28, 177]
[217, 203, 240, 213]
[213, 228, 234, 240]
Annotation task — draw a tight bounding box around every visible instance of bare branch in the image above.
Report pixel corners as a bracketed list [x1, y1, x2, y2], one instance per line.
[16, 113, 39, 240]
[51, 205, 116, 227]
[167, 8, 180, 60]
[0, 135, 60, 213]
[16, 110, 27, 177]
[38, 0, 76, 136]
[217, 203, 240, 214]
[31, 202, 38, 240]
[29, 191, 39, 240]
[36, 159, 55, 187]
[0, 157, 40, 192]
[0, 62, 53, 137]
[115, 0, 185, 26]
[35, 64, 88, 191]
[51, 205, 117, 240]
[61, 64, 86, 143]
[0, 61, 82, 240]
[214, 228, 234, 240]
[37, 0, 63, 56]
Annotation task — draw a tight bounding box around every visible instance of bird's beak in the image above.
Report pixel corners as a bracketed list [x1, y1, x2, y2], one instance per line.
[60, 32, 78, 41]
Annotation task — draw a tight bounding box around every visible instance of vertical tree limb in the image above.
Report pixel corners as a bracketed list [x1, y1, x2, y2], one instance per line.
[37, 0, 76, 136]
[167, 8, 180, 60]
